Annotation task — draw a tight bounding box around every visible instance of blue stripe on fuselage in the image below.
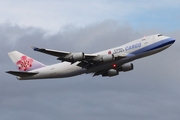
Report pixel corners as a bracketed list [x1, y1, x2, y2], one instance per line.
[131, 38, 175, 55]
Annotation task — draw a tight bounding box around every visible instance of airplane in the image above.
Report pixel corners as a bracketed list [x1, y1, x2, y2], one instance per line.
[6, 34, 175, 80]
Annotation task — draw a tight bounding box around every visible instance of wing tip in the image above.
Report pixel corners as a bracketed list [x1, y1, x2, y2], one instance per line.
[6, 71, 11, 74]
[30, 46, 39, 51]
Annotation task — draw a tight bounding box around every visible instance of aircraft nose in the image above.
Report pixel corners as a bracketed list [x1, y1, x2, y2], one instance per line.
[169, 38, 175, 44]
[164, 37, 175, 45]
[160, 37, 175, 48]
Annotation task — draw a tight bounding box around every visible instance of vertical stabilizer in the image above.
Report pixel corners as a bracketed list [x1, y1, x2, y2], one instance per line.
[8, 51, 46, 71]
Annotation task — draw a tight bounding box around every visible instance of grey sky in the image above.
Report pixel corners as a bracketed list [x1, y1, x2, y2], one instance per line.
[1, 20, 180, 120]
[0, 1, 180, 120]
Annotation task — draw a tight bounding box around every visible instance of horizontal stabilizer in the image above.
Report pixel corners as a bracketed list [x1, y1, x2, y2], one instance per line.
[6, 71, 38, 77]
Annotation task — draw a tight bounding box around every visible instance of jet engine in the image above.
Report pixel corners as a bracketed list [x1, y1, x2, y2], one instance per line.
[101, 55, 115, 63]
[102, 69, 119, 77]
[69, 52, 85, 61]
[120, 63, 134, 72]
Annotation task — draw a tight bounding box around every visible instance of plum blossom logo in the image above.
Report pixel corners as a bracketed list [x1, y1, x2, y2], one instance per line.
[108, 51, 111, 54]
[16, 56, 33, 71]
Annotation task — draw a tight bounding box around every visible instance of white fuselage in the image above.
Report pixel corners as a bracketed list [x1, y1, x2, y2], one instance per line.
[17, 34, 175, 80]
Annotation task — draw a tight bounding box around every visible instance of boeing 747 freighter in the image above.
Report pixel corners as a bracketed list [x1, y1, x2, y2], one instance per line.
[6, 34, 175, 80]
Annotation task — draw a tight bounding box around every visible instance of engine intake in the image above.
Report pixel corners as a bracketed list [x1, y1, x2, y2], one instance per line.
[70, 52, 85, 61]
[120, 63, 134, 72]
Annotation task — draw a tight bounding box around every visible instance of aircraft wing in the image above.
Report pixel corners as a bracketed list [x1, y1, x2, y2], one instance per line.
[31, 46, 98, 63]
[31, 46, 130, 68]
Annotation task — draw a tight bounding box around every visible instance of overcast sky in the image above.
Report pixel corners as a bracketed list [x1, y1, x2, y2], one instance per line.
[0, 0, 180, 120]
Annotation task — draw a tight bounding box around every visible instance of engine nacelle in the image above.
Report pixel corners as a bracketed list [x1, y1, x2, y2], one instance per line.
[102, 69, 119, 77]
[70, 52, 85, 61]
[101, 55, 115, 63]
[120, 63, 134, 72]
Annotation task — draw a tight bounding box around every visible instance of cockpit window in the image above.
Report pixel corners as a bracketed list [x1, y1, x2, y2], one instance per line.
[158, 34, 163, 37]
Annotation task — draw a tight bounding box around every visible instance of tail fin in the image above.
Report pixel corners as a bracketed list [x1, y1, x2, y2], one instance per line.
[8, 51, 46, 71]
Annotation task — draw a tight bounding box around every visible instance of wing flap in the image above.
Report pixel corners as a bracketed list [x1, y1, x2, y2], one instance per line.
[6, 71, 38, 77]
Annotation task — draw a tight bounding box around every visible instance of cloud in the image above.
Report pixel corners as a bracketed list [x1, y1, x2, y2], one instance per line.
[0, 20, 180, 120]
[0, 1, 179, 119]
[0, 0, 179, 32]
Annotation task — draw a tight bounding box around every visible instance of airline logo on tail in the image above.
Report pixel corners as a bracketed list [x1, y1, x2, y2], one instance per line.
[8, 51, 46, 72]
[16, 55, 33, 71]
